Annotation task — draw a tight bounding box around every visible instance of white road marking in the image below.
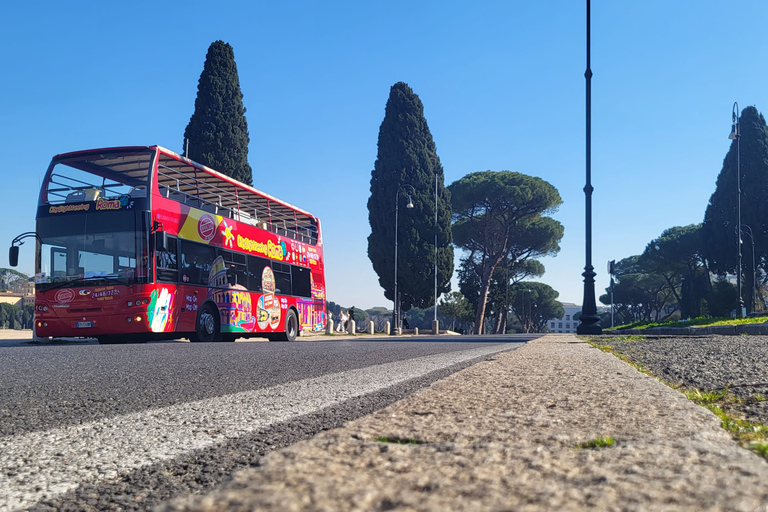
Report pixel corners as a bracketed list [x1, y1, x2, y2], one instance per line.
[0, 344, 514, 511]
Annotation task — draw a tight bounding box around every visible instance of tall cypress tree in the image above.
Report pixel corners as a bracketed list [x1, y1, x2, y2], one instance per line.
[702, 105, 768, 312]
[367, 82, 453, 311]
[183, 40, 253, 186]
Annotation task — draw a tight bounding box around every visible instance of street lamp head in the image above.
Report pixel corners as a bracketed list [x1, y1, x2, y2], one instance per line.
[729, 123, 739, 140]
[406, 195, 414, 209]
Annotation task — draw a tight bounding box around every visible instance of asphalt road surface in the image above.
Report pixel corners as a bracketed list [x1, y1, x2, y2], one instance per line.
[0, 334, 534, 511]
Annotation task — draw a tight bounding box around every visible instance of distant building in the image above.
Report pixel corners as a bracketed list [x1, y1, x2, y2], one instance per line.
[0, 292, 34, 308]
[547, 302, 608, 333]
[548, 302, 582, 333]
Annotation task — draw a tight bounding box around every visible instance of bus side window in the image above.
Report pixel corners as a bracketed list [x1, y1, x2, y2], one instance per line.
[291, 265, 311, 298]
[156, 237, 178, 282]
[219, 249, 247, 288]
[247, 255, 269, 292]
[272, 262, 292, 295]
[180, 240, 216, 285]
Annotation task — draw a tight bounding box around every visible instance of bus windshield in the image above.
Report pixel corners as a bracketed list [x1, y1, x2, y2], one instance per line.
[41, 149, 153, 205]
[36, 211, 148, 290]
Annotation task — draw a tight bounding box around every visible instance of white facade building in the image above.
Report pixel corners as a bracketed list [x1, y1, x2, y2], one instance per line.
[548, 302, 582, 333]
[547, 302, 609, 333]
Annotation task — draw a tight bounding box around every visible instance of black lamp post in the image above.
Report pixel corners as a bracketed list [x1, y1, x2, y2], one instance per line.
[577, 0, 602, 334]
[392, 184, 415, 335]
[742, 223, 756, 313]
[729, 102, 744, 317]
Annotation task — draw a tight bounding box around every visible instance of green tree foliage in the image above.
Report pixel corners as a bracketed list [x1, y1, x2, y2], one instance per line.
[640, 224, 709, 318]
[183, 40, 253, 186]
[599, 255, 677, 324]
[702, 106, 768, 311]
[510, 282, 564, 333]
[709, 278, 738, 317]
[449, 171, 562, 333]
[367, 82, 454, 310]
[0, 302, 32, 329]
[458, 255, 545, 333]
[437, 291, 474, 332]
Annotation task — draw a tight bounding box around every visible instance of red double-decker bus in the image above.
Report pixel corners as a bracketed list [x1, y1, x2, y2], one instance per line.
[10, 146, 326, 343]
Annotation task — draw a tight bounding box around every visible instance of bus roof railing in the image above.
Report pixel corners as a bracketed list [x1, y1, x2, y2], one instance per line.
[154, 147, 319, 245]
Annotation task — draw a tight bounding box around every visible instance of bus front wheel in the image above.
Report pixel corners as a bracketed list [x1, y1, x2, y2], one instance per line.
[195, 304, 220, 342]
[274, 309, 298, 342]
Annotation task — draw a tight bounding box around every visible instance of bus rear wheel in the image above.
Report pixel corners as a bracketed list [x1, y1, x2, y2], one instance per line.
[195, 303, 220, 342]
[274, 309, 298, 342]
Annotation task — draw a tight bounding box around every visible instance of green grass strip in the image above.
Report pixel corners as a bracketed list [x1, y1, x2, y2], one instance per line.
[577, 437, 615, 449]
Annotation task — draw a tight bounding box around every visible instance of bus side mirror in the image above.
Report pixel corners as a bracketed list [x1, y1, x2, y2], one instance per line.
[154, 230, 167, 252]
[9, 246, 19, 267]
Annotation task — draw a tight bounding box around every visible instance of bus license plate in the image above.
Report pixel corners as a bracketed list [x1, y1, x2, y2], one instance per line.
[76, 321, 93, 328]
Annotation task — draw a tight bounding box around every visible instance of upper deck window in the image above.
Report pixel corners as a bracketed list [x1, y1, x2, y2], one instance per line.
[41, 149, 154, 205]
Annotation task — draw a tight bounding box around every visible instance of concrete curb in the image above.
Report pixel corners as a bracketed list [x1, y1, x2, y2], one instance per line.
[605, 322, 768, 336]
[161, 334, 768, 511]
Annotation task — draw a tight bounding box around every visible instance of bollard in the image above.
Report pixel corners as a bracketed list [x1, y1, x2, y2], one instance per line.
[367, 321, 374, 335]
[414, 327, 419, 336]
[326, 319, 334, 335]
[432, 319, 439, 335]
[385, 321, 391, 335]
[347, 319, 355, 335]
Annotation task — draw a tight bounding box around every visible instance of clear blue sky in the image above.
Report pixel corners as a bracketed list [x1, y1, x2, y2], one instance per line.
[2, 1, 767, 310]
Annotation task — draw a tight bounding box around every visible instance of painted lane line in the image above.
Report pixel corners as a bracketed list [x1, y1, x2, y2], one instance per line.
[0, 344, 515, 511]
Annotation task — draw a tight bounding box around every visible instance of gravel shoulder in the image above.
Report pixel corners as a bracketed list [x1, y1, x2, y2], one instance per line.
[591, 334, 768, 428]
[161, 334, 768, 512]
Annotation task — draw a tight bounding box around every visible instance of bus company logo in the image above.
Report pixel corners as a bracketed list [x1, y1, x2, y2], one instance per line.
[197, 214, 217, 242]
[54, 289, 75, 304]
[49, 204, 90, 214]
[95, 198, 123, 211]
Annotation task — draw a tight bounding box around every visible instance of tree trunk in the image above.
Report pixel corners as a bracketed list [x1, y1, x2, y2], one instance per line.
[473, 264, 495, 334]
[493, 308, 503, 334]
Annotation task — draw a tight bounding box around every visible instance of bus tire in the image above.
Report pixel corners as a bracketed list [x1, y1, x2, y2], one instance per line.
[275, 309, 298, 342]
[195, 303, 220, 342]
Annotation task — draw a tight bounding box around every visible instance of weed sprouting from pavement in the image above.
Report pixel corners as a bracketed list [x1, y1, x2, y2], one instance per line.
[685, 388, 730, 404]
[576, 437, 615, 449]
[751, 443, 768, 458]
[375, 437, 424, 445]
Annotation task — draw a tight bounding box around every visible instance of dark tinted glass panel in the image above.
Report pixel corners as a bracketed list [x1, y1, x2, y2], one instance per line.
[291, 266, 311, 298]
[219, 250, 247, 288]
[272, 262, 292, 295]
[157, 237, 178, 282]
[247, 256, 269, 292]
[180, 241, 216, 285]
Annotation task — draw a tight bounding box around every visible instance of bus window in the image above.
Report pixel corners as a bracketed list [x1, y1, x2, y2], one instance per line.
[220, 250, 247, 288]
[291, 266, 311, 298]
[271, 262, 292, 295]
[247, 255, 269, 292]
[180, 240, 215, 285]
[157, 237, 178, 282]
